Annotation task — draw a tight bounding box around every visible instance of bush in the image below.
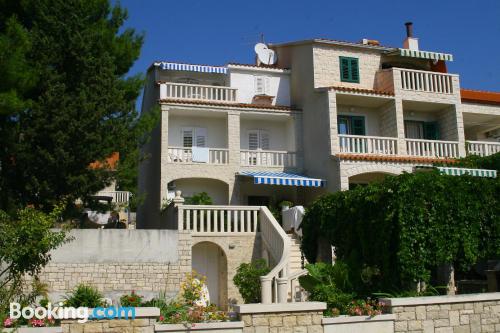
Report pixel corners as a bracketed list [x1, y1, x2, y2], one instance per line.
[185, 192, 212, 205]
[233, 259, 270, 303]
[63, 284, 105, 307]
[301, 170, 500, 292]
[120, 291, 143, 307]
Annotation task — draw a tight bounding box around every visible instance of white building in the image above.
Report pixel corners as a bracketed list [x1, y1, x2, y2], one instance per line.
[135, 23, 500, 305]
[138, 23, 499, 228]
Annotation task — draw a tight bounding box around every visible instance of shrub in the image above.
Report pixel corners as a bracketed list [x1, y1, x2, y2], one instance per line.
[120, 291, 143, 307]
[185, 192, 212, 205]
[233, 259, 270, 303]
[63, 284, 105, 307]
[301, 170, 500, 292]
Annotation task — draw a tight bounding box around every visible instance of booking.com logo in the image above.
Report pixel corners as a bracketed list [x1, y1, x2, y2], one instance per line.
[10, 302, 136, 323]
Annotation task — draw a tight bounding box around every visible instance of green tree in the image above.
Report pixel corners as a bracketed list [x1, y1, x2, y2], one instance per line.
[0, 0, 158, 214]
[0, 206, 68, 318]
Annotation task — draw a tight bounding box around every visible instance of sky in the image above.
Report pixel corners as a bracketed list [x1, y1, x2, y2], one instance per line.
[118, 0, 500, 109]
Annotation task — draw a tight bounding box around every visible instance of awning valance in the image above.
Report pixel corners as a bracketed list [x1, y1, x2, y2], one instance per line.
[437, 167, 497, 178]
[390, 48, 453, 62]
[238, 171, 326, 187]
[154, 62, 227, 74]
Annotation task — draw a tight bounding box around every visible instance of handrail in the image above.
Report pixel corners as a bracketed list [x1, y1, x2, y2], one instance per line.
[405, 138, 459, 144]
[259, 206, 291, 304]
[288, 269, 309, 302]
[160, 82, 237, 102]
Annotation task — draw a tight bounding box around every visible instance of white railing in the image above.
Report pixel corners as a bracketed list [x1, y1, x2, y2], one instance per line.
[167, 147, 229, 164]
[95, 191, 130, 204]
[240, 150, 298, 167]
[406, 139, 460, 158]
[160, 82, 237, 103]
[288, 269, 309, 302]
[259, 206, 291, 304]
[338, 134, 398, 155]
[399, 68, 454, 94]
[467, 141, 500, 157]
[176, 203, 292, 303]
[177, 205, 260, 234]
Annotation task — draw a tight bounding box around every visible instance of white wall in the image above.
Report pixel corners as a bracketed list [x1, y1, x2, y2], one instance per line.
[229, 69, 291, 106]
[403, 110, 438, 122]
[337, 105, 382, 136]
[175, 178, 228, 204]
[168, 115, 228, 148]
[240, 119, 294, 150]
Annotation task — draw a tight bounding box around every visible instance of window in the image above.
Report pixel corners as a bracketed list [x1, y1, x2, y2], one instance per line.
[182, 127, 207, 147]
[248, 130, 270, 150]
[337, 115, 366, 135]
[404, 121, 439, 140]
[339, 57, 360, 83]
[254, 76, 270, 95]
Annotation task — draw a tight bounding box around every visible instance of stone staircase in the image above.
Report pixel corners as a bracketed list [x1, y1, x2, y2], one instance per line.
[287, 233, 309, 302]
[288, 233, 306, 273]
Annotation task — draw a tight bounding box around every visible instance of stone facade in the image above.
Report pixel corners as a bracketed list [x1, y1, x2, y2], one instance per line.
[40, 231, 192, 301]
[235, 303, 326, 333]
[383, 293, 500, 333]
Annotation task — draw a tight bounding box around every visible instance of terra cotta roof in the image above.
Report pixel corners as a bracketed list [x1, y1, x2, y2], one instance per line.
[326, 86, 395, 97]
[89, 152, 119, 170]
[460, 89, 500, 106]
[159, 99, 300, 111]
[336, 153, 458, 164]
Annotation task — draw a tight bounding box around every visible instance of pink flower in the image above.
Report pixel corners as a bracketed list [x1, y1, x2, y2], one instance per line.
[159, 315, 165, 322]
[3, 318, 14, 328]
[29, 319, 46, 327]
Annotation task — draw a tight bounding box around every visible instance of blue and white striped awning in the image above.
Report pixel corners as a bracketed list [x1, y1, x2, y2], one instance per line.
[239, 171, 326, 187]
[154, 62, 227, 74]
[390, 49, 453, 61]
[437, 167, 497, 178]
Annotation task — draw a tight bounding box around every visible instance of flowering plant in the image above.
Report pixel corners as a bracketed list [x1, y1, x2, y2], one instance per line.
[3, 317, 15, 328]
[119, 291, 143, 307]
[346, 299, 384, 317]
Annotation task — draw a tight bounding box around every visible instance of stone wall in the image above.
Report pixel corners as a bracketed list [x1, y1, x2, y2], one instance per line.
[40, 230, 192, 301]
[61, 308, 159, 333]
[382, 292, 500, 333]
[235, 303, 326, 333]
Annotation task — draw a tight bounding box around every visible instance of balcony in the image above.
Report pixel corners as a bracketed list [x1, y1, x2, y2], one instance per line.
[159, 82, 237, 103]
[95, 191, 130, 204]
[339, 135, 398, 155]
[167, 147, 229, 164]
[405, 139, 460, 159]
[399, 68, 455, 94]
[240, 150, 299, 168]
[467, 141, 500, 157]
[376, 68, 457, 96]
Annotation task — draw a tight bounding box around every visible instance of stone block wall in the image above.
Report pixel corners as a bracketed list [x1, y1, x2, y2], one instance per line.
[39, 230, 192, 301]
[383, 293, 500, 333]
[235, 303, 326, 333]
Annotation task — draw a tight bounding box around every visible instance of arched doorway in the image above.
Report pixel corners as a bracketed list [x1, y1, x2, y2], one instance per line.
[191, 242, 228, 308]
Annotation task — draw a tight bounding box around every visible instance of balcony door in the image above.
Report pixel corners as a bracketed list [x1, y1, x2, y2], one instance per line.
[247, 130, 270, 166]
[404, 121, 439, 140]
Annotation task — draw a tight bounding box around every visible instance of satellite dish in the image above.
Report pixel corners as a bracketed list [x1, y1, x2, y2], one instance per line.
[255, 43, 277, 65]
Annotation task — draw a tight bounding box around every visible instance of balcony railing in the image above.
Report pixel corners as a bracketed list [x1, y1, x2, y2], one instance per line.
[95, 191, 130, 204]
[338, 134, 398, 155]
[240, 150, 298, 168]
[467, 141, 500, 157]
[167, 147, 229, 164]
[399, 68, 454, 94]
[160, 82, 237, 103]
[406, 138, 460, 158]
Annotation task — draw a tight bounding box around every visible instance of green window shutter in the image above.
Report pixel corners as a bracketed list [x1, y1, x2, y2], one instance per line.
[339, 57, 360, 83]
[424, 122, 439, 140]
[352, 116, 366, 135]
[340, 57, 350, 82]
[350, 58, 359, 83]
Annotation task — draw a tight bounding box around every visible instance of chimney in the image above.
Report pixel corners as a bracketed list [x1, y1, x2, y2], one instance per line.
[403, 22, 419, 50]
